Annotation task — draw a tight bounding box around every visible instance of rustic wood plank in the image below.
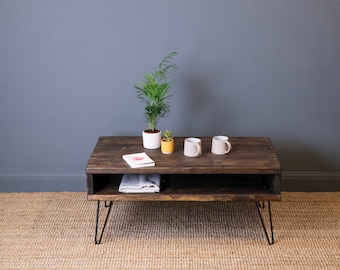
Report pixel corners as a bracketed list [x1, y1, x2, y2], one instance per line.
[87, 193, 281, 202]
[86, 137, 281, 174]
[86, 174, 94, 194]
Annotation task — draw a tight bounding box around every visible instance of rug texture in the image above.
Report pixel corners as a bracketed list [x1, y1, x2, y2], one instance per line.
[0, 192, 339, 269]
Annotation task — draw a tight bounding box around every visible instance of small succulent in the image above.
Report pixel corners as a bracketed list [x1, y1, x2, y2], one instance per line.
[162, 130, 173, 141]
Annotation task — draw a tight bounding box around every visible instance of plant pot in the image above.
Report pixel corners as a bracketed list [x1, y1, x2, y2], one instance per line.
[142, 130, 161, 149]
[161, 139, 175, 154]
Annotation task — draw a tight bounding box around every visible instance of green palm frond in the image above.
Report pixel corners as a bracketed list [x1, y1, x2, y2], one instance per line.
[134, 52, 178, 132]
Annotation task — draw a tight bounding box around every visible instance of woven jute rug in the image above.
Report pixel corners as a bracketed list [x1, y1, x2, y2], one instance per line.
[0, 192, 339, 269]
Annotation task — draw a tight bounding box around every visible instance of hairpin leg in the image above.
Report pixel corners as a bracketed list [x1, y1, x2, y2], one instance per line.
[256, 201, 265, 209]
[95, 201, 113, 244]
[255, 201, 274, 245]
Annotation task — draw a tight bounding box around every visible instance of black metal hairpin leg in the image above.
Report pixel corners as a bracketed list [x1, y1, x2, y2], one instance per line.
[255, 201, 274, 245]
[257, 201, 265, 208]
[95, 201, 113, 244]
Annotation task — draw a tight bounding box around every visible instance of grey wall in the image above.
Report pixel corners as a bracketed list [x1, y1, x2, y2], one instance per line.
[1, 0, 339, 192]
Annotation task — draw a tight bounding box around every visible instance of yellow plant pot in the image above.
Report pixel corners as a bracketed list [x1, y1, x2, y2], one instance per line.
[161, 139, 175, 154]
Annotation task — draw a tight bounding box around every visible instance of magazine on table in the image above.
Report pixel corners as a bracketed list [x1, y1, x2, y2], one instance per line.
[122, 152, 155, 168]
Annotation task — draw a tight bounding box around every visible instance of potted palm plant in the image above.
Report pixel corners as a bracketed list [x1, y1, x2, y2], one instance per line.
[161, 130, 174, 154]
[134, 52, 178, 149]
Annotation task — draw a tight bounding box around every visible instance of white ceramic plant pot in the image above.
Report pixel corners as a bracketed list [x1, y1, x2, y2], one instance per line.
[142, 130, 161, 149]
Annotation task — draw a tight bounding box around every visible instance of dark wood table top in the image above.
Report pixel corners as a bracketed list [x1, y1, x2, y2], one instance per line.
[86, 136, 281, 175]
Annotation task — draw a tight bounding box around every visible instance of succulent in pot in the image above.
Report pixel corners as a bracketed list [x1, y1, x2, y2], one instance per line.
[161, 130, 175, 154]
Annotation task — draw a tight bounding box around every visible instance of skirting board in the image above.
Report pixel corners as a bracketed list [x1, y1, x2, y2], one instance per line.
[281, 171, 340, 192]
[0, 173, 86, 192]
[0, 171, 339, 192]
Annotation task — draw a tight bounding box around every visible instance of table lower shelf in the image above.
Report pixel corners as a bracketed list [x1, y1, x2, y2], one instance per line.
[87, 174, 281, 202]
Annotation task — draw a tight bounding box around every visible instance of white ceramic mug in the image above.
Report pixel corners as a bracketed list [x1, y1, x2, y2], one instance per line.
[211, 135, 232, 155]
[184, 137, 202, 157]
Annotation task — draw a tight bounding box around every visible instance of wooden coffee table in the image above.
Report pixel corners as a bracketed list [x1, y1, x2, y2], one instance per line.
[86, 136, 281, 244]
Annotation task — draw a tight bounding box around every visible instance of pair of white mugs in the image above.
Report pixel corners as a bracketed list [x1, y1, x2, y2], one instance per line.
[184, 136, 232, 157]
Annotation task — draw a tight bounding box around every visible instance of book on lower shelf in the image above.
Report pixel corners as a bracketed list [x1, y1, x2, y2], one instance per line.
[122, 152, 155, 168]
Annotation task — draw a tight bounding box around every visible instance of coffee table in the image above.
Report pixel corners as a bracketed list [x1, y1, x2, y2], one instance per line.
[86, 136, 281, 244]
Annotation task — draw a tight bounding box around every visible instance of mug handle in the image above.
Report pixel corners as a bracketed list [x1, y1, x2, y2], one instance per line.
[225, 140, 232, 154]
[195, 143, 202, 156]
